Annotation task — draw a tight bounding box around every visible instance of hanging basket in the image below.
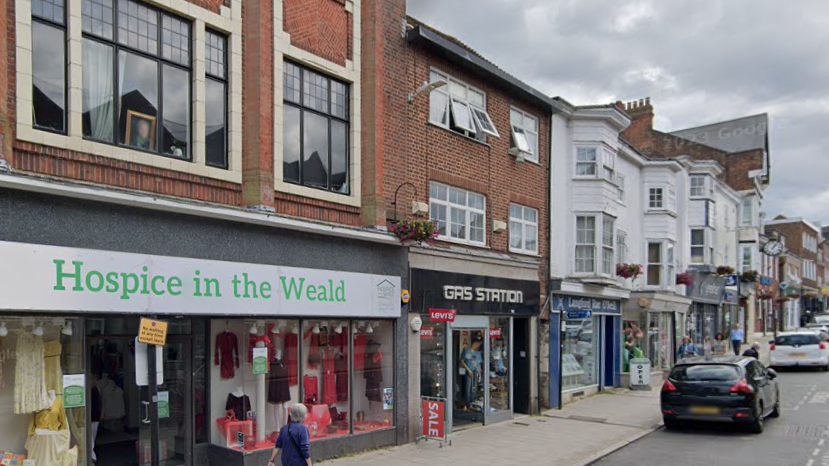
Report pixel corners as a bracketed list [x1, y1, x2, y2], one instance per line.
[716, 265, 736, 276]
[390, 219, 439, 246]
[616, 263, 643, 280]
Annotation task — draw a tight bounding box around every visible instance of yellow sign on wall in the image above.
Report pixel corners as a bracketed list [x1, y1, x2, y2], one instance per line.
[821, 287, 829, 296]
[138, 318, 168, 346]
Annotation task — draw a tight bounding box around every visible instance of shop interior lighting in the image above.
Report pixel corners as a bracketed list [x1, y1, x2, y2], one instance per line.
[249, 322, 259, 335]
[335, 322, 344, 334]
[291, 324, 299, 334]
[61, 320, 73, 336]
[33, 323, 44, 336]
[0, 323, 8, 337]
[312, 324, 321, 334]
[271, 322, 280, 334]
[365, 323, 374, 334]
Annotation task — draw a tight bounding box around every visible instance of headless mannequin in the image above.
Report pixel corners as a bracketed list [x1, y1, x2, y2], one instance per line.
[232, 386, 245, 398]
[34, 390, 60, 436]
[270, 348, 286, 431]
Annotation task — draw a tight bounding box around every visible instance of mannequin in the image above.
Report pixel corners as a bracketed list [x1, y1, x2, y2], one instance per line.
[268, 347, 290, 432]
[232, 386, 245, 398]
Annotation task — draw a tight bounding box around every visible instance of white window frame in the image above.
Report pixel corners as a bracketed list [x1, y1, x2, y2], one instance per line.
[429, 182, 487, 246]
[646, 240, 675, 288]
[602, 150, 616, 182]
[509, 204, 539, 255]
[648, 187, 664, 210]
[574, 213, 615, 276]
[689, 175, 706, 197]
[575, 146, 598, 177]
[428, 70, 497, 141]
[616, 230, 628, 264]
[616, 173, 626, 202]
[510, 108, 539, 162]
[740, 244, 754, 273]
[741, 197, 753, 226]
[690, 228, 707, 264]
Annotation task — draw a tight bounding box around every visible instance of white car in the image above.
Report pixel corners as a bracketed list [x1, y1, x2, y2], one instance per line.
[805, 323, 829, 338]
[770, 331, 829, 370]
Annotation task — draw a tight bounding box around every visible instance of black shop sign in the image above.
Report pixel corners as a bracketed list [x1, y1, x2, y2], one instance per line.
[410, 269, 540, 316]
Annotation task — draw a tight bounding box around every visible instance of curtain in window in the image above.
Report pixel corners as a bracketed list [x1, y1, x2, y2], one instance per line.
[82, 39, 114, 141]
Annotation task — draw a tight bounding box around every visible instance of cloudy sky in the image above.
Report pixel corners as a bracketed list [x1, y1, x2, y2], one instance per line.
[408, 0, 829, 224]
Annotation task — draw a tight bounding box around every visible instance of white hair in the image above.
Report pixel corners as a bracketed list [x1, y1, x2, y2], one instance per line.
[289, 403, 308, 423]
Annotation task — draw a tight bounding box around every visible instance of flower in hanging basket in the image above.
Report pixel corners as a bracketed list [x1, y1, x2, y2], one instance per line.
[716, 265, 736, 276]
[676, 273, 694, 286]
[390, 219, 439, 246]
[739, 270, 758, 283]
[615, 263, 643, 280]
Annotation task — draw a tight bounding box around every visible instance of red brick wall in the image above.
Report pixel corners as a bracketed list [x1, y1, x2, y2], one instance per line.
[725, 150, 764, 191]
[284, 0, 352, 66]
[770, 221, 819, 287]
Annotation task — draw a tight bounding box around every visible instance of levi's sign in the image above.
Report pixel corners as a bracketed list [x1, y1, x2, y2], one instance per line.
[0, 241, 401, 317]
[429, 308, 457, 323]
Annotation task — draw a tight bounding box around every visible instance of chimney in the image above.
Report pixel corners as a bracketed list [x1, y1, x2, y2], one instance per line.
[623, 97, 654, 128]
[620, 97, 655, 150]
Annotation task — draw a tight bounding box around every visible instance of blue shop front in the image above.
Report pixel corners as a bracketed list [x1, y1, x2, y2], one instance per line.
[549, 294, 622, 407]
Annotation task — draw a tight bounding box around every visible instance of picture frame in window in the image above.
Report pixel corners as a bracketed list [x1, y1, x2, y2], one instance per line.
[125, 110, 157, 151]
[470, 106, 499, 138]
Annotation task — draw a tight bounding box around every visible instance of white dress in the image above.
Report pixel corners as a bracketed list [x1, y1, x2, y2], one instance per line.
[15, 332, 50, 414]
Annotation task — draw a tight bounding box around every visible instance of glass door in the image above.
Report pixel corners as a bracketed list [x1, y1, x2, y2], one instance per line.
[451, 328, 486, 428]
[156, 336, 192, 466]
[485, 317, 512, 424]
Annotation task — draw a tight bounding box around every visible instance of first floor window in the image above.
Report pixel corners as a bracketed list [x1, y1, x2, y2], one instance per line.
[602, 150, 616, 182]
[690, 229, 706, 264]
[81, 0, 191, 159]
[430, 183, 486, 245]
[602, 216, 615, 274]
[617, 173, 626, 202]
[509, 204, 539, 254]
[741, 245, 753, 272]
[205, 30, 228, 168]
[648, 187, 664, 209]
[575, 216, 597, 273]
[32, 0, 67, 133]
[647, 241, 674, 287]
[283, 61, 350, 193]
[576, 147, 597, 176]
[690, 175, 706, 197]
[741, 197, 753, 225]
[616, 231, 627, 264]
[575, 214, 615, 275]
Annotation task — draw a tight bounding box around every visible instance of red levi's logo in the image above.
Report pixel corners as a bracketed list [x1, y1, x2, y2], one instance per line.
[489, 327, 502, 338]
[420, 327, 434, 339]
[429, 308, 457, 323]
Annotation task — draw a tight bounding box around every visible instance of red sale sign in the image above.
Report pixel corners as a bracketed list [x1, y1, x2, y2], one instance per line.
[422, 399, 445, 440]
[420, 327, 434, 339]
[429, 308, 456, 323]
[489, 327, 502, 338]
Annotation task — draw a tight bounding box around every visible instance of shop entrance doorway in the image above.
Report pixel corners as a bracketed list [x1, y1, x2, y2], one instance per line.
[451, 328, 486, 429]
[88, 320, 192, 466]
[512, 318, 530, 415]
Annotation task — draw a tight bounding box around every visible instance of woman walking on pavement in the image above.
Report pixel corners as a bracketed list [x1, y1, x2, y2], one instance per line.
[712, 333, 728, 356]
[267, 403, 313, 466]
[730, 324, 744, 355]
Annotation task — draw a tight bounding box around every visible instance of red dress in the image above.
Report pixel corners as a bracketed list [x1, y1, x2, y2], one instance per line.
[284, 333, 298, 386]
[303, 374, 319, 405]
[354, 334, 368, 370]
[214, 331, 239, 379]
[321, 348, 337, 405]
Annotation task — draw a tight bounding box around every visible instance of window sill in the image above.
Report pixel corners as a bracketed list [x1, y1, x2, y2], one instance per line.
[435, 235, 489, 249]
[427, 121, 491, 148]
[509, 248, 540, 257]
[645, 209, 678, 218]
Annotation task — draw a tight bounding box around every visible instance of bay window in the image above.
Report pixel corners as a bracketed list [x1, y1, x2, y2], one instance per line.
[574, 214, 615, 275]
[509, 204, 539, 254]
[430, 183, 486, 245]
[602, 150, 616, 182]
[648, 187, 663, 209]
[741, 197, 754, 225]
[690, 229, 706, 264]
[741, 245, 754, 273]
[82, 0, 191, 159]
[690, 175, 706, 197]
[32, 0, 67, 133]
[283, 61, 350, 193]
[647, 241, 675, 287]
[575, 147, 597, 176]
[616, 231, 627, 264]
[617, 173, 626, 202]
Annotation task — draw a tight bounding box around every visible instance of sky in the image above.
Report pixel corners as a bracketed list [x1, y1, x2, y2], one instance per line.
[407, 0, 829, 225]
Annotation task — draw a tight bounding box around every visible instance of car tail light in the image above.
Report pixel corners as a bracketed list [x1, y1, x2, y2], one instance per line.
[820, 342, 826, 350]
[770, 343, 776, 351]
[662, 380, 677, 392]
[729, 378, 754, 394]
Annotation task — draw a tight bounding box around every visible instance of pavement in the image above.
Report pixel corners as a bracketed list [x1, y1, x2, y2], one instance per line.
[319, 388, 662, 466]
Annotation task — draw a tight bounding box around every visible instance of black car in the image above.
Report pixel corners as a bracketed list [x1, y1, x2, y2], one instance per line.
[661, 356, 780, 433]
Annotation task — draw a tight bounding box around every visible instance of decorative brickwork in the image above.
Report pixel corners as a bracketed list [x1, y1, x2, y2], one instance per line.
[284, 0, 351, 66]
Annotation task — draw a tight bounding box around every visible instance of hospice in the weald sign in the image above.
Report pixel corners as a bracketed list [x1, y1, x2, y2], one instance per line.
[53, 259, 348, 303]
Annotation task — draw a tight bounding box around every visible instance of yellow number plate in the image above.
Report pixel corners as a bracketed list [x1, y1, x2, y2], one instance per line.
[689, 406, 720, 415]
[790, 353, 806, 358]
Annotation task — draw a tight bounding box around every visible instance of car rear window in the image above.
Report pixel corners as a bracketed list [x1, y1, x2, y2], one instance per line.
[670, 364, 741, 382]
[776, 334, 821, 346]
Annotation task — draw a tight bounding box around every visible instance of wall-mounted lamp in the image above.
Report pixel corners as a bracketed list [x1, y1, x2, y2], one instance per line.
[408, 79, 447, 103]
[492, 219, 507, 233]
[410, 315, 423, 333]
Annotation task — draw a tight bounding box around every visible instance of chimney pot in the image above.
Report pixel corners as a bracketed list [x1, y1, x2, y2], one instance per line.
[645, 97, 650, 106]
[639, 99, 645, 106]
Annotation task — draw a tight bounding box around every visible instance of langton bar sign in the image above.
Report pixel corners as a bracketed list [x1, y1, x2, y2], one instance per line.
[429, 308, 456, 323]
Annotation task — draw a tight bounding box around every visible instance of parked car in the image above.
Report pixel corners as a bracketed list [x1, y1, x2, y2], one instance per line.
[804, 323, 829, 339]
[770, 331, 829, 370]
[661, 356, 780, 433]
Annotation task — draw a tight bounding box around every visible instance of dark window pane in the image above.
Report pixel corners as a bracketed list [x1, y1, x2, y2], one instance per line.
[32, 22, 65, 132]
[331, 120, 347, 193]
[302, 69, 328, 113]
[82, 38, 114, 141]
[284, 62, 301, 104]
[205, 79, 226, 168]
[282, 105, 300, 183]
[331, 80, 348, 119]
[118, 0, 157, 55]
[302, 112, 328, 188]
[669, 365, 741, 382]
[33, 0, 64, 24]
[118, 51, 158, 150]
[161, 65, 189, 158]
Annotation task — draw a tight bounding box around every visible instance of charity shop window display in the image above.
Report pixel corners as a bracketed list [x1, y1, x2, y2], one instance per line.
[211, 319, 301, 452]
[0, 316, 86, 466]
[351, 320, 394, 433]
[300, 320, 350, 440]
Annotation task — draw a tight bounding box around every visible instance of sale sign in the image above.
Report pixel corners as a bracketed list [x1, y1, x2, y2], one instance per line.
[429, 308, 456, 323]
[489, 327, 502, 338]
[420, 327, 434, 339]
[421, 399, 445, 440]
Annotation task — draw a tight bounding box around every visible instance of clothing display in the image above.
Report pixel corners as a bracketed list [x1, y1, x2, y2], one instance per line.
[268, 360, 291, 404]
[248, 334, 271, 363]
[363, 341, 383, 403]
[334, 348, 348, 402]
[306, 332, 321, 369]
[15, 332, 51, 414]
[44, 340, 63, 395]
[285, 332, 298, 386]
[321, 348, 337, 405]
[215, 331, 240, 379]
[354, 334, 367, 371]
[225, 393, 252, 421]
[29, 397, 68, 435]
[97, 376, 126, 420]
[303, 375, 319, 405]
[26, 397, 74, 466]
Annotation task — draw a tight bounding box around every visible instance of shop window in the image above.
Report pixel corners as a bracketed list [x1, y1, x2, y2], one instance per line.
[210, 319, 300, 453]
[575, 216, 596, 273]
[648, 313, 673, 371]
[0, 317, 85, 465]
[352, 320, 395, 433]
[81, 0, 191, 159]
[622, 318, 645, 372]
[283, 61, 350, 194]
[420, 323, 445, 399]
[489, 317, 510, 412]
[32, 0, 67, 133]
[300, 320, 350, 440]
[562, 317, 598, 391]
